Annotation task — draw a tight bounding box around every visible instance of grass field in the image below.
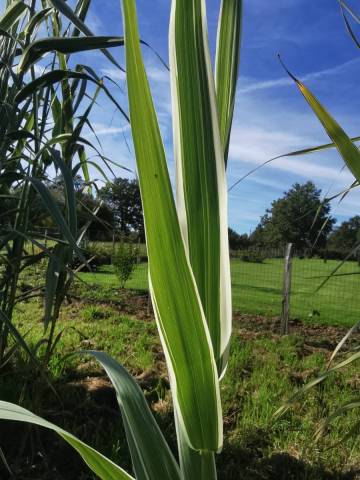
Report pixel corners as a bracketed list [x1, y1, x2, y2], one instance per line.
[6, 296, 360, 479]
[78, 257, 360, 327]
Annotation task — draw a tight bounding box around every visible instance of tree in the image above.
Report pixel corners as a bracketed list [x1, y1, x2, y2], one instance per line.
[327, 216, 360, 252]
[251, 181, 335, 250]
[99, 177, 144, 239]
[228, 228, 250, 250]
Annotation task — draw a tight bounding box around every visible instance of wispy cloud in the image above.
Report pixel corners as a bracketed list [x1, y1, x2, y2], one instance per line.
[229, 125, 353, 183]
[239, 57, 360, 94]
[89, 123, 131, 136]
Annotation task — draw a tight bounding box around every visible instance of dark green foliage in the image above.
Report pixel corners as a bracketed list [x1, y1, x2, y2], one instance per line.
[251, 182, 335, 250]
[100, 177, 145, 240]
[327, 215, 360, 252]
[228, 227, 250, 251]
[240, 248, 267, 264]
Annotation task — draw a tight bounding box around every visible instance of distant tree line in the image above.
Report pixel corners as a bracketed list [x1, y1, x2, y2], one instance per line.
[229, 181, 360, 259]
[2, 177, 358, 257]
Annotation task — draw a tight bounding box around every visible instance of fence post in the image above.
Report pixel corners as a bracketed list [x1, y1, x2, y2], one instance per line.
[281, 243, 293, 335]
[137, 236, 141, 264]
[112, 231, 116, 256]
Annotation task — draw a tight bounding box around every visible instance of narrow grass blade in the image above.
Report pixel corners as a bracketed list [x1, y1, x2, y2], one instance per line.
[0, 1, 28, 31]
[44, 244, 67, 330]
[28, 177, 84, 263]
[15, 70, 96, 103]
[121, 0, 222, 452]
[327, 320, 360, 369]
[229, 136, 360, 191]
[315, 399, 360, 441]
[23, 7, 53, 38]
[49, 0, 124, 71]
[275, 350, 360, 418]
[50, 151, 77, 236]
[339, 2, 360, 49]
[18, 36, 124, 73]
[170, 0, 232, 375]
[215, 0, 242, 165]
[281, 58, 360, 182]
[87, 351, 181, 480]
[0, 401, 134, 480]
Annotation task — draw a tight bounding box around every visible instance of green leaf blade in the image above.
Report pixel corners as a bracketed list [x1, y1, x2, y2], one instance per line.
[87, 351, 181, 480]
[215, 0, 242, 165]
[121, 0, 222, 453]
[0, 401, 134, 480]
[169, 0, 232, 375]
[286, 65, 360, 182]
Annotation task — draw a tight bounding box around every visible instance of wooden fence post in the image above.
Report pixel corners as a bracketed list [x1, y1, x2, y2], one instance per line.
[281, 243, 293, 335]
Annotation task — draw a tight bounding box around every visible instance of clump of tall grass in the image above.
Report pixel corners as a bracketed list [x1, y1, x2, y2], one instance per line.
[0, 0, 127, 366]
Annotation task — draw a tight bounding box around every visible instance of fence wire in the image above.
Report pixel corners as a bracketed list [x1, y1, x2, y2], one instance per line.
[129, 248, 360, 326]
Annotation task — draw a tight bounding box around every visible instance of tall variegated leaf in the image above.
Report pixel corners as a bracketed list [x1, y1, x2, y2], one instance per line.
[121, 0, 222, 452]
[169, 0, 232, 375]
[215, 0, 242, 165]
[0, 401, 134, 480]
[175, 413, 217, 480]
[284, 62, 360, 182]
[87, 351, 181, 480]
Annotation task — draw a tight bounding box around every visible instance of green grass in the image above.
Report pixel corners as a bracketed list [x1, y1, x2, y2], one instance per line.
[77, 257, 360, 327]
[6, 297, 360, 478]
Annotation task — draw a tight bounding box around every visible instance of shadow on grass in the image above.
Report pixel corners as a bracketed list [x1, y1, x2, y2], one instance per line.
[218, 429, 359, 480]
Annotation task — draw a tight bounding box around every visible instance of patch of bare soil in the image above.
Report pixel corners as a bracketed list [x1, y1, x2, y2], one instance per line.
[233, 311, 360, 354]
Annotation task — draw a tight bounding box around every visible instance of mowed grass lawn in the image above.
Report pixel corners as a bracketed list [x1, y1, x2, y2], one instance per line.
[78, 257, 360, 327]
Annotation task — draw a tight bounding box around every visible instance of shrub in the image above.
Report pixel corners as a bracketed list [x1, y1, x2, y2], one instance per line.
[112, 242, 139, 288]
[240, 248, 267, 263]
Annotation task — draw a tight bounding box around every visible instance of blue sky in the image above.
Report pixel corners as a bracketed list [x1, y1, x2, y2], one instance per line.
[8, 0, 360, 233]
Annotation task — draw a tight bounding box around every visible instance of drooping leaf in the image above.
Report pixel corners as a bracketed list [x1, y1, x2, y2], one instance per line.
[18, 36, 124, 73]
[48, 0, 124, 71]
[87, 351, 181, 480]
[28, 177, 84, 263]
[0, 401, 134, 480]
[282, 58, 360, 182]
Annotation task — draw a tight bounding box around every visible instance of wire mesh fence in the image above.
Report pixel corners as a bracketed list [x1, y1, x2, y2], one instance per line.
[128, 247, 360, 327]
